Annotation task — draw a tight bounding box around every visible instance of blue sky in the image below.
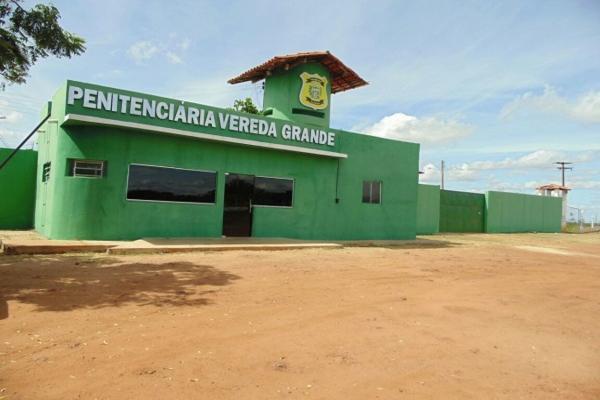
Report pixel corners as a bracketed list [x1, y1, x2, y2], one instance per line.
[1, 0, 599, 221]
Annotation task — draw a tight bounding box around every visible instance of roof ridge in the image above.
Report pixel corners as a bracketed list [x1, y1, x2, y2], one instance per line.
[228, 51, 368, 94]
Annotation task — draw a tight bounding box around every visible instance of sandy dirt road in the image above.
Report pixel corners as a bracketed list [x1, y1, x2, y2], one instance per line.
[1, 233, 599, 399]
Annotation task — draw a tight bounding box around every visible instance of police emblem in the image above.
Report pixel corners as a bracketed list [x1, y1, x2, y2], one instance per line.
[299, 72, 328, 110]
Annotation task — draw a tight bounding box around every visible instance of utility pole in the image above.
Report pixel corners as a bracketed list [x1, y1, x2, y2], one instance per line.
[555, 161, 572, 186]
[441, 160, 445, 190]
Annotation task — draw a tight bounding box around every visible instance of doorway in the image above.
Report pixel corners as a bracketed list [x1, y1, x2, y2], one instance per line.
[222, 173, 255, 237]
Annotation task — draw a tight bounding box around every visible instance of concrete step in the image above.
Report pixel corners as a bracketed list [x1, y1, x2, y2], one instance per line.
[1, 240, 120, 255]
[0, 236, 344, 256]
[107, 242, 342, 255]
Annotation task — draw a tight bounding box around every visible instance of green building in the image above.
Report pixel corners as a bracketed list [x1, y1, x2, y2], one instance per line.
[29, 51, 420, 240]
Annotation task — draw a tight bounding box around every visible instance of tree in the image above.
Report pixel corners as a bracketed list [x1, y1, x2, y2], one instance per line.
[0, 0, 86, 89]
[232, 97, 260, 114]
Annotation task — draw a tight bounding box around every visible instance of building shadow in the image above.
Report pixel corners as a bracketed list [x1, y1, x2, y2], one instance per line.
[0, 296, 8, 320]
[343, 237, 461, 250]
[388, 237, 462, 249]
[0, 255, 240, 316]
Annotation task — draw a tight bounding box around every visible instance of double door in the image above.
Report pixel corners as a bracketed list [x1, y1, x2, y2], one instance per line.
[222, 173, 255, 237]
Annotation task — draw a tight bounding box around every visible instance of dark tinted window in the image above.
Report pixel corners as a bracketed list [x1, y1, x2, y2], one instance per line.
[362, 181, 370, 203]
[253, 177, 293, 207]
[371, 181, 381, 203]
[362, 180, 382, 204]
[127, 164, 216, 204]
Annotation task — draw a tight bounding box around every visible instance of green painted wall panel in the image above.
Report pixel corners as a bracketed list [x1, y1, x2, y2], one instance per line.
[0, 148, 38, 229]
[416, 184, 440, 235]
[439, 189, 485, 233]
[34, 85, 66, 237]
[485, 191, 562, 233]
[34, 82, 420, 241]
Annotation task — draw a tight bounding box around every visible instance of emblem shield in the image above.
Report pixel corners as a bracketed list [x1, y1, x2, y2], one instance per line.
[299, 72, 328, 110]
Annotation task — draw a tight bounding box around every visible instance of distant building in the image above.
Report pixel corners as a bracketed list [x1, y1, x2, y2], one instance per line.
[537, 184, 570, 228]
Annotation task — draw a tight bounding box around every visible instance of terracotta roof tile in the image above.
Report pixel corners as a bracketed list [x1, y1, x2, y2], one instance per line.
[536, 184, 571, 191]
[228, 51, 368, 94]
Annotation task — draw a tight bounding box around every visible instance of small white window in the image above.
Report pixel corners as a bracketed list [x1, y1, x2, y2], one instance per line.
[72, 160, 105, 178]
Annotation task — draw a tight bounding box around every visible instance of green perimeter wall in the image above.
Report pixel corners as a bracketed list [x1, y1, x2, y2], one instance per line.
[439, 189, 485, 233]
[485, 191, 562, 233]
[0, 148, 38, 229]
[34, 81, 419, 240]
[416, 184, 440, 235]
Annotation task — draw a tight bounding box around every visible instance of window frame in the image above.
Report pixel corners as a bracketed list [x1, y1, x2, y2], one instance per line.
[252, 175, 295, 209]
[362, 180, 382, 204]
[125, 163, 218, 206]
[71, 159, 106, 178]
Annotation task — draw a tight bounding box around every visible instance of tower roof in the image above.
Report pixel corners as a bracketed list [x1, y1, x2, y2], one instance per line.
[228, 51, 368, 94]
[537, 184, 571, 191]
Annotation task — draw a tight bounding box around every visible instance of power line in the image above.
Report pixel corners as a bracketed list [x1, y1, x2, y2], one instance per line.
[555, 161, 573, 187]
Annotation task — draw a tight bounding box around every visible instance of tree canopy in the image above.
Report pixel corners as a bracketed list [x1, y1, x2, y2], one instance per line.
[0, 0, 86, 88]
[232, 97, 260, 114]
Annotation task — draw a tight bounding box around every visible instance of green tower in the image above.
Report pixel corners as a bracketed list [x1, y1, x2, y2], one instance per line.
[228, 51, 368, 129]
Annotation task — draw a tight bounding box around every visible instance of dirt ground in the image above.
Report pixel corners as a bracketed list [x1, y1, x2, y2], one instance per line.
[1, 233, 599, 400]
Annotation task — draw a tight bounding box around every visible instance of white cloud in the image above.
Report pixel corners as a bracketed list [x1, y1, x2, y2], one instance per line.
[419, 149, 600, 186]
[570, 180, 600, 190]
[128, 37, 191, 65]
[0, 98, 27, 122]
[571, 92, 600, 123]
[419, 163, 439, 183]
[0, 127, 35, 148]
[177, 38, 191, 51]
[463, 149, 600, 171]
[0, 128, 17, 147]
[451, 163, 479, 181]
[165, 51, 183, 64]
[1, 110, 23, 123]
[486, 179, 543, 192]
[566, 173, 600, 190]
[467, 150, 563, 170]
[483, 177, 600, 195]
[419, 162, 479, 184]
[501, 86, 600, 123]
[127, 41, 159, 63]
[570, 150, 600, 164]
[363, 112, 473, 146]
[419, 152, 600, 217]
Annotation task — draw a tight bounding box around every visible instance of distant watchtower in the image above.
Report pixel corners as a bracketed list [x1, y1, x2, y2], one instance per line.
[537, 184, 571, 228]
[228, 51, 367, 129]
